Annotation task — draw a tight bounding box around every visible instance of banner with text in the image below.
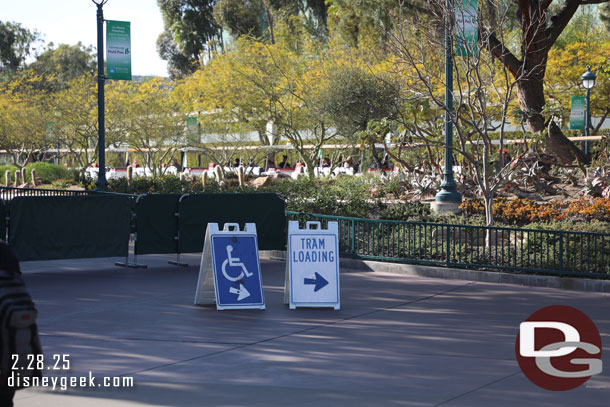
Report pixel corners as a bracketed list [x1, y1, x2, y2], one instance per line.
[187, 116, 199, 143]
[106, 20, 132, 81]
[455, 0, 478, 57]
[570, 96, 585, 130]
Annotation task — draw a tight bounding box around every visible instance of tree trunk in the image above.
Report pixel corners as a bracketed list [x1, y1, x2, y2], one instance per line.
[262, 2, 275, 44]
[483, 194, 494, 250]
[370, 147, 385, 176]
[301, 156, 316, 178]
[515, 71, 546, 133]
[484, 1, 593, 167]
[516, 72, 589, 166]
[484, 195, 493, 227]
[305, 164, 315, 178]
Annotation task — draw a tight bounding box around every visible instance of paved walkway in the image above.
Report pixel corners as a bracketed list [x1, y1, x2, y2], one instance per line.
[14, 254, 610, 406]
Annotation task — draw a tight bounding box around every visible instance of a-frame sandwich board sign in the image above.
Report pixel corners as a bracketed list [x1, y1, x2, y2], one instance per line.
[284, 221, 340, 310]
[195, 223, 265, 310]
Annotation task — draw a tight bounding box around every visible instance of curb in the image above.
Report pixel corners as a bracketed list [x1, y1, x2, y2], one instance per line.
[259, 251, 610, 294]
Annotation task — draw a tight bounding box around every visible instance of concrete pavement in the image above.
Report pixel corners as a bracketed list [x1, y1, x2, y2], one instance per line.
[13, 254, 610, 406]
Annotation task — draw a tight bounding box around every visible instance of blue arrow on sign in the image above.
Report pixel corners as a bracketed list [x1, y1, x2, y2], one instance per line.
[304, 272, 329, 292]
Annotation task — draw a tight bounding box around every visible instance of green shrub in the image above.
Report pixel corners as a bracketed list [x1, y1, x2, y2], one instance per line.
[379, 202, 431, 221]
[378, 177, 405, 198]
[51, 179, 74, 189]
[524, 220, 610, 234]
[259, 177, 377, 218]
[67, 168, 91, 185]
[102, 172, 610, 239]
[108, 175, 226, 195]
[153, 177, 186, 194]
[25, 162, 69, 184]
[107, 177, 130, 193]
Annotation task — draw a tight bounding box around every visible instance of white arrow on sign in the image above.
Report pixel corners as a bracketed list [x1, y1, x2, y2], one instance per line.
[229, 284, 251, 301]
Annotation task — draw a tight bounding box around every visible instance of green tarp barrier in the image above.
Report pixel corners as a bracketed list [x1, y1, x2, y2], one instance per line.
[178, 193, 286, 253]
[9, 195, 131, 261]
[134, 194, 182, 255]
[0, 200, 5, 241]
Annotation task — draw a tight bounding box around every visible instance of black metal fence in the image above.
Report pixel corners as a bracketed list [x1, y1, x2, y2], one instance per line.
[287, 211, 610, 278]
[0, 186, 92, 201]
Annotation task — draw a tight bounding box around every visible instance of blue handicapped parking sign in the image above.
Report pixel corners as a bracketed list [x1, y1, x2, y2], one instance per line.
[211, 235, 264, 308]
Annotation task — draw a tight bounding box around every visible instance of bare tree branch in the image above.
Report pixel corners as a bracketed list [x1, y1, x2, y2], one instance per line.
[544, 0, 581, 52]
[485, 33, 521, 77]
[399, 1, 437, 17]
[580, 0, 610, 4]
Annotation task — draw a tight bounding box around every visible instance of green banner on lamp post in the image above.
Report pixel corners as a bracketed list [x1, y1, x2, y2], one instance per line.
[45, 121, 54, 144]
[455, 0, 478, 57]
[570, 96, 585, 130]
[106, 20, 132, 80]
[186, 116, 200, 143]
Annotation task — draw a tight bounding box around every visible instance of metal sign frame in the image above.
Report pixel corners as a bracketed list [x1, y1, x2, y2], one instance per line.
[284, 221, 340, 310]
[194, 223, 265, 310]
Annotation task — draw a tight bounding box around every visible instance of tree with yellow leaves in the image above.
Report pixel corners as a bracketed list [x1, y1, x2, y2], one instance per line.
[180, 25, 342, 176]
[51, 74, 103, 172]
[110, 78, 186, 177]
[546, 40, 610, 137]
[0, 72, 51, 167]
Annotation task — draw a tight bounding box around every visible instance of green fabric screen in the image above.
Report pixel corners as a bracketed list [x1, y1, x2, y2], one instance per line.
[178, 193, 286, 253]
[9, 195, 131, 261]
[0, 200, 5, 242]
[133, 194, 182, 255]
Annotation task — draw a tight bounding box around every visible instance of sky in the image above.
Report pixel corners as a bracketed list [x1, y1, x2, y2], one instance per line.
[1, 0, 168, 77]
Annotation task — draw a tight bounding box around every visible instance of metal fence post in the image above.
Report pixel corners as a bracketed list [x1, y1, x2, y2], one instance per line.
[558, 230, 564, 272]
[446, 225, 451, 267]
[351, 219, 356, 258]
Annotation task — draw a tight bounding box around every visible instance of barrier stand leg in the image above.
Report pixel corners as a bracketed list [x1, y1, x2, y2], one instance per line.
[115, 233, 148, 268]
[168, 233, 188, 267]
[168, 253, 189, 267]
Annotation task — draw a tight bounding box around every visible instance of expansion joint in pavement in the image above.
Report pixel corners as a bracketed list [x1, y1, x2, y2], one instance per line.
[123, 281, 476, 378]
[432, 371, 522, 406]
[38, 333, 251, 346]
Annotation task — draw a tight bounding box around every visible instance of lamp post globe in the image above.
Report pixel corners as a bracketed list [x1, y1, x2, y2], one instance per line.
[581, 66, 596, 89]
[581, 66, 596, 158]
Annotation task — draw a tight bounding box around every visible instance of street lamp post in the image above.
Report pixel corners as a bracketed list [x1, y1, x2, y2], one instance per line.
[581, 66, 596, 159]
[93, 0, 108, 190]
[435, 0, 462, 205]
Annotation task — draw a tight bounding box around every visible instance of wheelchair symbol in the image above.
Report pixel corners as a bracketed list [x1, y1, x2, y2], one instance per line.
[221, 245, 253, 282]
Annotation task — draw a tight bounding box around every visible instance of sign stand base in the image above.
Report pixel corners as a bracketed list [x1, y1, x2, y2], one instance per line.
[194, 227, 217, 305]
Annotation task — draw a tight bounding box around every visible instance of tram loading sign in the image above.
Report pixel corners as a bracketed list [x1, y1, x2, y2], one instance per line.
[284, 221, 340, 309]
[194, 223, 265, 310]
